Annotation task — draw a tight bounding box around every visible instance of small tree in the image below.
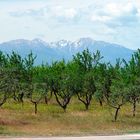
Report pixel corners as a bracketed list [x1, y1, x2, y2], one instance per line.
[108, 79, 128, 121]
[123, 49, 140, 116]
[73, 49, 102, 110]
[6, 52, 25, 103]
[33, 65, 51, 105]
[0, 51, 20, 106]
[0, 52, 8, 106]
[127, 79, 140, 117]
[30, 83, 45, 114]
[95, 63, 111, 106]
[23, 52, 43, 114]
[77, 71, 96, 110]
[0, 70, 7, 106]
[47, 61, 74, 112]
[104, 60, 128, 121]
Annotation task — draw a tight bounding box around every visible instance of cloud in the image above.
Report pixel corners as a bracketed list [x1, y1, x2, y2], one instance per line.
[90, 2, 139, 27]
[9, 5, 78, 22]
[50, 6, 77, 19]
[1, 0, 140, 49]
[91, 15, 111, 23]
[9, 2, 139, 27]
[9, 8, 45, 17]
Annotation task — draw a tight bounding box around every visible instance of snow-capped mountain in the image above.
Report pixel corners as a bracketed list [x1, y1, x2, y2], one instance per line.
[0, 38, 134, 65]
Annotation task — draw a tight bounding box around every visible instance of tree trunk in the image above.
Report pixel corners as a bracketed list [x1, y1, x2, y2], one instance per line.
[44, 92, 53, 105]
[0, 95, 7, 107]
[34, 102, 37, 114]
[21, 100, 24, 108]
[133, 100, 136, 117]
[63, 105, 67, 112]
[99, 99, 103, 106]
[114, 107, 120, 121]
[85, 103, 89, 110]
[45, 96, 48, 104]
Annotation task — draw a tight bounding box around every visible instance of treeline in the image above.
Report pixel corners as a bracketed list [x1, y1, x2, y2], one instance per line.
[0, 49, 140, 121]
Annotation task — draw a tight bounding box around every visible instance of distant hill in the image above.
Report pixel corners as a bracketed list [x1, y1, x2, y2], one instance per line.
[0, 38, 134, 65]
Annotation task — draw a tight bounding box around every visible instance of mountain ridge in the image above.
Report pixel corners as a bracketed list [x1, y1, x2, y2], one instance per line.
[0, 38, 134, 65]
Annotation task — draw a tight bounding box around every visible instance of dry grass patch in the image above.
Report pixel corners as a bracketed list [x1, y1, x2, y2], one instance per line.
[0, 99, 140, 136]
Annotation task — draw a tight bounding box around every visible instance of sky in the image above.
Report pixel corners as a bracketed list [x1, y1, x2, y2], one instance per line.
[0, 0, 140, 50]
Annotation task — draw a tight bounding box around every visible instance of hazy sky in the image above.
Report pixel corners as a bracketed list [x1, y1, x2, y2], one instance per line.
[0, 0, 140, 49]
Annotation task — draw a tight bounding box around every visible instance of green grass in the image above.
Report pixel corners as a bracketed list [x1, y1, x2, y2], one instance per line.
[0, 97, 140, 136]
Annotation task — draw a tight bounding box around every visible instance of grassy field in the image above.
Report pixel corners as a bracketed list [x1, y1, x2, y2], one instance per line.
[0, 97, 140, 137]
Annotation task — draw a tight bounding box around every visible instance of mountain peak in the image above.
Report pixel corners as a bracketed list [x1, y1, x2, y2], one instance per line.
[78, 37, 94, 42]
[74, 37, 95, 48]
[31, 38, 48, 46]
[32, 38, 42, 42]
[57, 40, 69, 46]
[50, 39, 71, 48]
